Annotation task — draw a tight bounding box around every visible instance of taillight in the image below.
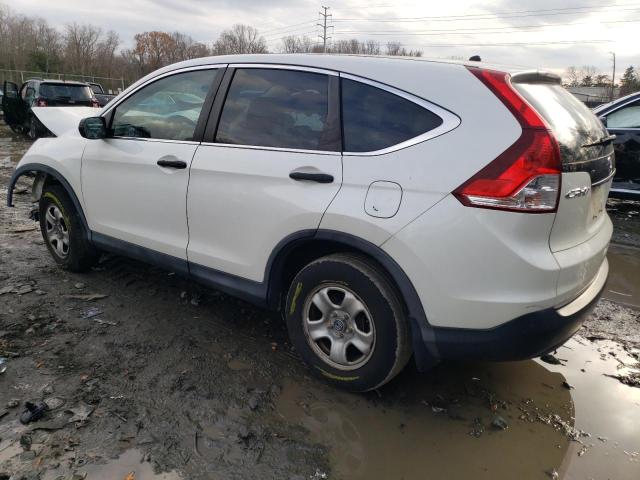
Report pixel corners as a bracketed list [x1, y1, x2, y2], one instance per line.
[91, 98, 100, 108]
[36, 97, 47, 107]
[453, 67, 561, 213]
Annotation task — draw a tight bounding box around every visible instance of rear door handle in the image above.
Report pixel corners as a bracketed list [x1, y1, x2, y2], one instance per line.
[157, 159, 187, 169]
[289, 171, 334, 183]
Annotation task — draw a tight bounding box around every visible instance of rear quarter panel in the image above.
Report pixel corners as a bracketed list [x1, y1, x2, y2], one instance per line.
[320, 61, 522, 245]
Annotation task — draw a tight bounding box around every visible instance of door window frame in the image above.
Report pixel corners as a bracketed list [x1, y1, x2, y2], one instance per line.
[99, 61, 461, 152]
[339, 73, 461, 156]
[202, 64, 342, 155]
[101, 65, 228, 144]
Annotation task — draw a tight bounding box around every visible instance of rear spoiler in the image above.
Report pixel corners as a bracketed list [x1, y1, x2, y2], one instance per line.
[510, 71, 562, 85]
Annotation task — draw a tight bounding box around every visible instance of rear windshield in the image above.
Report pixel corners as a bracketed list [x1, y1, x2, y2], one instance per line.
[40, 83, 93, 101]
[513, 83, 608, 148]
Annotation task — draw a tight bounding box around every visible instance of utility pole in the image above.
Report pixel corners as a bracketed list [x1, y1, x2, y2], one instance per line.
[609, 51, 616, 101]
[317, 6, 332, 53]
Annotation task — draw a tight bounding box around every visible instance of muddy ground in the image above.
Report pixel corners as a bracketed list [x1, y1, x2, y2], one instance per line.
[1, 124, 639, 480]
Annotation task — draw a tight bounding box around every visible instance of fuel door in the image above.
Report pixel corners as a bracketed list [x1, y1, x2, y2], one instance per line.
[364, 181, 402, 218]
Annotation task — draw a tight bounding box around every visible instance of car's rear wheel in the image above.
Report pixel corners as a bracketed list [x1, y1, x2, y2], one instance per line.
[285, 253, 412, 392]
[39, 185, 99, 272]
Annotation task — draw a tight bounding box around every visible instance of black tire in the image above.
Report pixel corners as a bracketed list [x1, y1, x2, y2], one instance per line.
[39, 184, 99, 272]
[285, 253, 412, 392]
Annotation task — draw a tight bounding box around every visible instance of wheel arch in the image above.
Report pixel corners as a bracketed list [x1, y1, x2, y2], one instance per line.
[7, 163, 90, 239]
[265, 229, 437, 369]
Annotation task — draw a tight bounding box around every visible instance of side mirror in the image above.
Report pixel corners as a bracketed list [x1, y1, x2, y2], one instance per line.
[79, 116, 107, 139]
[599, 115, 608, 127]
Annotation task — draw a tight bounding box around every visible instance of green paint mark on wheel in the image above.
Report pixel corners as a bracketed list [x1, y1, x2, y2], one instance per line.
[316, 367, 359, 382]
[289, 281, 303, 316]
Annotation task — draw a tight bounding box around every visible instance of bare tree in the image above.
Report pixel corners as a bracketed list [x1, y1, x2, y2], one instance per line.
[565, 66, 579, 87]
[64, 23, 102, 75]
[212, 24, 267, 55]
[386, 41, 402, 56]
[281, 35, 315, 53]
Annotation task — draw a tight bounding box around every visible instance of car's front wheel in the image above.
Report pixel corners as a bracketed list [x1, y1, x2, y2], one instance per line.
[285, 253, 412, 392]
[39, 185, 99, 272]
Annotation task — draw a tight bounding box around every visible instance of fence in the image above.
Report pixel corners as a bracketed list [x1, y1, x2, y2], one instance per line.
[0, 69, 126, 94]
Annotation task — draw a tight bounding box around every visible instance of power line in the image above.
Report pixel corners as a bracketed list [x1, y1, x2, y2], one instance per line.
[263, 24, 322, 40]
[332, 3, 640, 23]
[261, 20, 318, 35]
[331, 17, 640, 36]
[397, 40, 612, 48]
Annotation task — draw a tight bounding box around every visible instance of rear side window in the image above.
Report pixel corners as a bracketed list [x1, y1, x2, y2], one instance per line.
[40, 84, 93, 101]
[341, 78, 443, 152]
[216, 68, 338, 151]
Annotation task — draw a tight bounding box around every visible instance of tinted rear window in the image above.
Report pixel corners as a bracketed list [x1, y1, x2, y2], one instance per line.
[40, 84, 93, 101]
[341, 78, 443, 152]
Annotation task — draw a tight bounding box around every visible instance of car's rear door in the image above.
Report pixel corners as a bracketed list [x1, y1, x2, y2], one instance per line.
[2, 81, 26, 129]
[187, 66, 342, 286]
[81, 67, 224, 264]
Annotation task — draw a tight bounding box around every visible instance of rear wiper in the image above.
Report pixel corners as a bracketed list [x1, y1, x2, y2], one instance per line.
[582, 134, 616, 148]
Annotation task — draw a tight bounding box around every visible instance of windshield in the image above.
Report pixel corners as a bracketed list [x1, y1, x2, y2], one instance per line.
[40, 83, 93, 101]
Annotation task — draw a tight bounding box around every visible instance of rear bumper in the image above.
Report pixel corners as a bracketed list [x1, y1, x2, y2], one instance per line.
[417, 257, 608, 366]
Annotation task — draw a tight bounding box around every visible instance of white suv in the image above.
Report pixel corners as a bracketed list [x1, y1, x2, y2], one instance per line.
[8, 55, 613, 391]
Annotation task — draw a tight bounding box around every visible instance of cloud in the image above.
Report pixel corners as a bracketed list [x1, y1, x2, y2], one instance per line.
[5, 0, 639, 74]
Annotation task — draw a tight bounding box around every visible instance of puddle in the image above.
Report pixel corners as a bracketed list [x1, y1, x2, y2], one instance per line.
[42, 449, 183, 480]
[276, 337, 640, 479]
[605, 244, 640, 308]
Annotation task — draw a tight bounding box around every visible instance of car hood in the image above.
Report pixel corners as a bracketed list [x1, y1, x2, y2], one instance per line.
[32, 106, 99, 137]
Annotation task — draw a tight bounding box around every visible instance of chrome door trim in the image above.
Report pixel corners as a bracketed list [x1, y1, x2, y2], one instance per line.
[199, 141, 340, 156]
[229, 63, 339, 76]
[340, 72, 461, 157]
[108, 137, 201, 145]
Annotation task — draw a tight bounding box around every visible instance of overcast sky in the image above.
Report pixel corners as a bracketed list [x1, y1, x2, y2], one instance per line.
[7, 0, 640, 77]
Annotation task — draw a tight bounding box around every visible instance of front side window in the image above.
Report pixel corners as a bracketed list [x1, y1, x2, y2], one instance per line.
[216, 68, 336, 151]
[341, 78, 443, 152]
[112, 69, 217, 141]
[606, 101, 640, 128]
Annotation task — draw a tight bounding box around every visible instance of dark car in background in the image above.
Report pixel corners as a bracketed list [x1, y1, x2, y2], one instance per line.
[593, 92, 640, 198]
[88, 82, 117, 107]
[2, 79, 99, 138]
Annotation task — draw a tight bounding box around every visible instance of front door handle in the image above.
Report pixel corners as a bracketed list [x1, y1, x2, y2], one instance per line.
[289, 171, 334, 183]
[157, 159, 187, 169]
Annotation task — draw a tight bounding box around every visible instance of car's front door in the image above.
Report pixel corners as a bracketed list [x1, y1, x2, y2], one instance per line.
[605, 99, 640, 183]
[187, 66, 342, 286]
[81, 67, 223, 262]
[2, 81, 26, 130]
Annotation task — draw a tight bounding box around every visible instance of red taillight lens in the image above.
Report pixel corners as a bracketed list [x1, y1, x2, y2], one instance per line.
[453, 67, 561, 213]
[36, 98, 47, 107]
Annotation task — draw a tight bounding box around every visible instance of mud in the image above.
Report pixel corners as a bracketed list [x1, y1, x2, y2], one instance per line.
[1, 124, 640, 479]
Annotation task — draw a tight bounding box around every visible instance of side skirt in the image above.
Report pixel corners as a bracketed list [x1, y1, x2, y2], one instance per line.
[91, 232, 267, 306]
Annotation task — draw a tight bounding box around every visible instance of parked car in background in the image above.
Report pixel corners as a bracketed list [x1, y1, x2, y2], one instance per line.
[2, 79, 100, 138]
[593, 91, 640, 198]
[88, 82, 116, 107]
[8, 55, 612, 391]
